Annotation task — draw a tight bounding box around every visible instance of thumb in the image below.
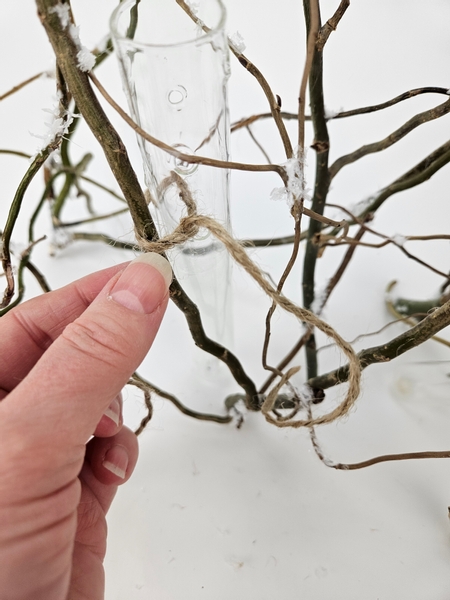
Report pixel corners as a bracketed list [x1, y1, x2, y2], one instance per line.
[5, 253, 172, 452]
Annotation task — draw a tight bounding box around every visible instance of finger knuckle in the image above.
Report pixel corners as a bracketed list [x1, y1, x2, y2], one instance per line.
[61, 318, 129, 368]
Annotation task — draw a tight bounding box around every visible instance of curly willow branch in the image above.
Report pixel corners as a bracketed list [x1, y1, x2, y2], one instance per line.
[136, 172, 361, 428]
[128, 376, 153, 436]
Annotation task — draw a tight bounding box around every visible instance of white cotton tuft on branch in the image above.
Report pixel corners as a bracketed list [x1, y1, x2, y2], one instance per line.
[40, 69, 56, 80]
[348, 195, 374, 216]
[391, 234, 407, 246]
[185, 0, 199, 15]
[270, 150, 310, 207]
[296, 383, 314, 406]
[228, 31, 246, 53]
[50, 6, 96, 72]
[392, 300, 410, 315]
[310, 285, 328, 316]
[294, 385, 339, 469]
[69, 24, 96, 72]
[49, 228, 74, 256]
[76, 45, 97, 72]
[324, 106, 342, 119]
[49, 3, 71, 28]
[29, 95, 76, 154]
[270, 186, 290, 204]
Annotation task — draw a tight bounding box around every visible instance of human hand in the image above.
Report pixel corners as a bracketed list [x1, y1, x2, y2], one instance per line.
[0, 253, 172, 600]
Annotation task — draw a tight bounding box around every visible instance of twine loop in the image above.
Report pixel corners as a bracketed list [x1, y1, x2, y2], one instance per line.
[137, 171, 361, 428]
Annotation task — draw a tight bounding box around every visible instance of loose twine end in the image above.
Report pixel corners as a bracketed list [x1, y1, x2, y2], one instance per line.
[136, 171, 361, 428]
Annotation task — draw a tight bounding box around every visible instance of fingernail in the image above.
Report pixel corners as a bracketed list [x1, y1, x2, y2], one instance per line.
[108, 253, 172, 314]
[103, 394, 122, 427]
[102, 445, 129, 479]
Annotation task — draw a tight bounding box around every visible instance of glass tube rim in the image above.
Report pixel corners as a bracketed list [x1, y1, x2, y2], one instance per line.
[110, 0, 227, 49]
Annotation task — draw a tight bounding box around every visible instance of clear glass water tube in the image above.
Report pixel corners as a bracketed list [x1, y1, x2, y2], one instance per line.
[110, 0, 232, 345]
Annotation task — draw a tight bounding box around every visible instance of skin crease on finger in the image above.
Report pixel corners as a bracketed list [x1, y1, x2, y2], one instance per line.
[0, 255, 171, 600]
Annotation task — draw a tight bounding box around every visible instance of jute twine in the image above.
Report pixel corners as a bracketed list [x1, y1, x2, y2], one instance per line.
[137, 172, 361, 428]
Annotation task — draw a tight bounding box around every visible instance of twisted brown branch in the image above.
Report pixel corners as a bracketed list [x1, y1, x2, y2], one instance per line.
[307, 298, 450, 391]
[329, 98, 450, 179]
[332, 450, 450, 470]
[89, 72, 288, 183]
[131, 373, 233, 425]
[355, 140, 450, 218]
[0, 72, 45, 101]
[230, 88, 450, 131]
[316, 0, 350, 52]
[321, 203, 450, 281]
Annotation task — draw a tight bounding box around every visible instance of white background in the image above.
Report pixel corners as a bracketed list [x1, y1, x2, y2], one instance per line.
[1, 1, 450, 598]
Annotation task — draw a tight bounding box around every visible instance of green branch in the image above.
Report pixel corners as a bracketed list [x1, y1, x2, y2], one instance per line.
[301, 0, 330, 380]
[1, 146, 56, 307]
